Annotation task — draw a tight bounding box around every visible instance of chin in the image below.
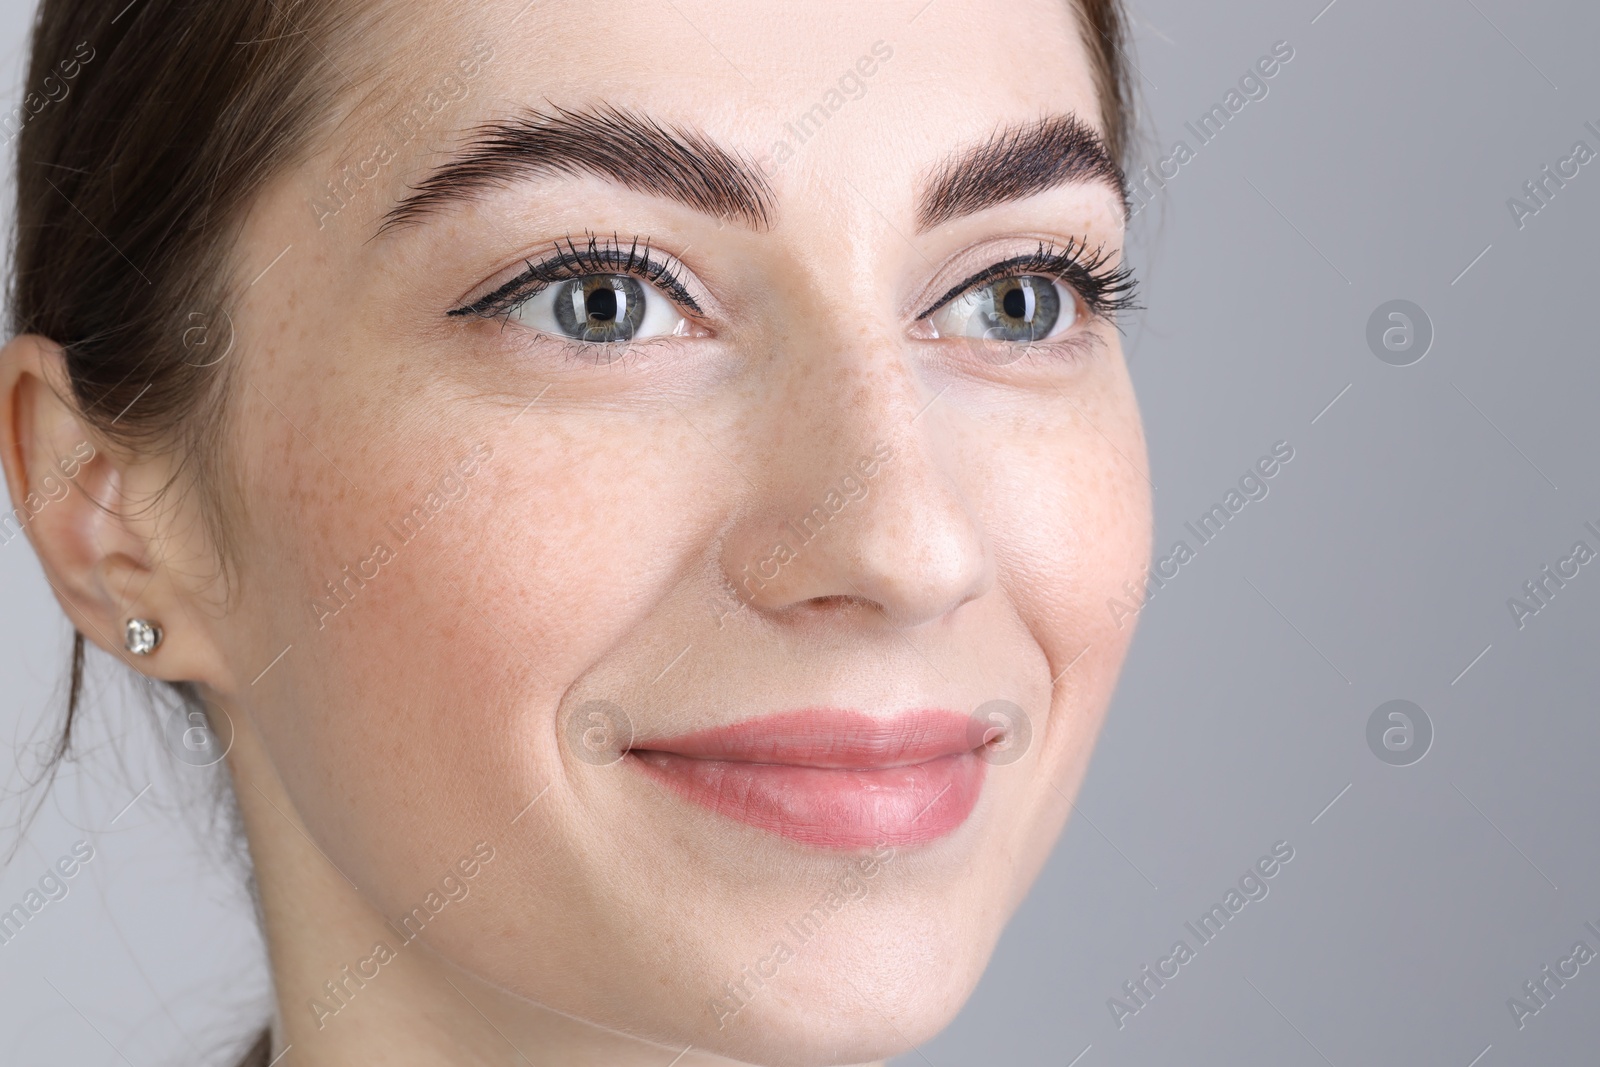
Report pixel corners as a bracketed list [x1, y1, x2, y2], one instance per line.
[686, 926, 991, 1067]
[676, 868, 1005, 1066]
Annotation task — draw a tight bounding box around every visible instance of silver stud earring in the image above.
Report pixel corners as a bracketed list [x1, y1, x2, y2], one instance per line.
[124, 618, 163, 656]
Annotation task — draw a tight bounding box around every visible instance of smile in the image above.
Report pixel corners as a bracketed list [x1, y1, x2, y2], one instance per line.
[625, 708, 986, 850]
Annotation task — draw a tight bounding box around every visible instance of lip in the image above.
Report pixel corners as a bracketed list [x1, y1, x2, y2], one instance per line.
[625, 708, 985, 850]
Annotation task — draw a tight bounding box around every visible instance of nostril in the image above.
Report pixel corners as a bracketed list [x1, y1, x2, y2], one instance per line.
[799, 593, 884, 617]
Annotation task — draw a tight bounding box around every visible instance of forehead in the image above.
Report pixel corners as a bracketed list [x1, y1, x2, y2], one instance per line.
[337, 0, 1102, 184]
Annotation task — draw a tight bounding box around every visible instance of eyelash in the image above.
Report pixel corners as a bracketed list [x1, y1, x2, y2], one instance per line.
[447, 232, 701, 323]
[916, 238, 1141, 325]
[447, 234, 1140, 344]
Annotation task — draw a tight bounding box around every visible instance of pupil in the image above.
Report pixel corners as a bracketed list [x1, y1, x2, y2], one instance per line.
[1001, 284, 1029, 320]
[553, 274, 646, 344]
[586, 286, 618, 323]
[973, 275, 1060, 348]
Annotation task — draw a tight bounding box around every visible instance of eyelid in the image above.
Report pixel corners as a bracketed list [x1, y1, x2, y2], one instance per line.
[448, 235, 704, 320]
[915, 254, 1050, 321]
[913, 238, 1140, 323]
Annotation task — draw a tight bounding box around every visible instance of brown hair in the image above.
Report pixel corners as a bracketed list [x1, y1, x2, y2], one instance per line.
[11, 0, 381, 790]
[7, 2, 1134, 1063]
[10, 2, 378, 1063]
[1076, 0, 1135, 173]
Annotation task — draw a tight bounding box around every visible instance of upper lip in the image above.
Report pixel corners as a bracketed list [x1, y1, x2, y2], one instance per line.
[627, 708, 977, 769]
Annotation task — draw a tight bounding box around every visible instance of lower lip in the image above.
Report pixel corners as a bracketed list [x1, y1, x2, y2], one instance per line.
[626, 749, 985, 850]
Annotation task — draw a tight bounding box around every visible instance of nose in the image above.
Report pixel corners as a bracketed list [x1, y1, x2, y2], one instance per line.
[718, 338, 993, 631]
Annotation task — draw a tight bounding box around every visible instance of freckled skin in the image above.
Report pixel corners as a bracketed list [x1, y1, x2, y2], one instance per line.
[18, 1, 1151, 1064]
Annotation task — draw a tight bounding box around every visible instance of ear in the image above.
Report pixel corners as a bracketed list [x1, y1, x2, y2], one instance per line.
[0, 334, 236, 690]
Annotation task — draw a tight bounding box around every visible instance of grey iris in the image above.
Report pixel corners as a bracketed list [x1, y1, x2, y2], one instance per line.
[978, 276, 1060, 342]
[554, 275, 647, 342]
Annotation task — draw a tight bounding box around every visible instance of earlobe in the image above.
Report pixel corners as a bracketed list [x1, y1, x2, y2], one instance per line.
[123, 617, 164, 656]
[0, 334, 234, 690]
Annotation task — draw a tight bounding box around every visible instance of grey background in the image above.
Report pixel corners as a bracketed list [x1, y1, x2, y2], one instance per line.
[2, 1, 1597, 1065]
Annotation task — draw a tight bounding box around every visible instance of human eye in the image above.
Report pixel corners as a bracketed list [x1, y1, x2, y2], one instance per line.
[447, 233, 702, 347]
[917, 238, 1140, 349]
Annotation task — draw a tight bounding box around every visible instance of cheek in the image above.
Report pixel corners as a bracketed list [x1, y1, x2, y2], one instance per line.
[983, 372, 1152, 663]
[233, 393, 718, 908]
[970, 368, 1150, 884]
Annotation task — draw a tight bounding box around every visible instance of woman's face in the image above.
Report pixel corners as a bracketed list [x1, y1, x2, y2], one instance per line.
[201, 0, 1150, 1061]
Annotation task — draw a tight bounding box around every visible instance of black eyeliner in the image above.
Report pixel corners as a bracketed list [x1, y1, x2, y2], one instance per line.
[448, 233, 702, 319]
[916, 239, 1141, 322]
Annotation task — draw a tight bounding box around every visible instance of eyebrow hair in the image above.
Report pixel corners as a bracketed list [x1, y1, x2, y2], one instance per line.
[915, 114, 1128, 232]
[377, 103, 775, 236]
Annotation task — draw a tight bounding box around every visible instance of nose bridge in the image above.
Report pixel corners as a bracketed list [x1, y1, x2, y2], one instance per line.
[720, 323, 993, 630]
